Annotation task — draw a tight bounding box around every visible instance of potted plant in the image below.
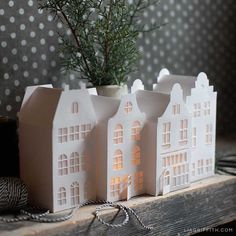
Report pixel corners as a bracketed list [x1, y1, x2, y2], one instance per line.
[38, 0, 161, 97]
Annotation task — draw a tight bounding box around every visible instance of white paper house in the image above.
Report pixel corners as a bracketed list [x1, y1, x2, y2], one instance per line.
[18, 85, 97, 212]
[92, 94, 146, 201]
[154, 69, 217, 182]
[134, 83, 192, 195]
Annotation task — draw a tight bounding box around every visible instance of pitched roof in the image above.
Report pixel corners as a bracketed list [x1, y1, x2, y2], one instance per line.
[19, 87, 62, 126]
[91, 95, 120, 123]
[135, 90, 170, 121]
[156, 74, 197, 99]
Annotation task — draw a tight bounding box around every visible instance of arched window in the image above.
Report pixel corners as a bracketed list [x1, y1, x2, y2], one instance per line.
[58, 154, 68, 176]
[80, 152, 86, 171]
[70, 182, 80, 206]
[132, 146, 141, 165]
[72, 101, 79, 114]
[113, 150, 123, 170]
[70, 152, 80, 173]
[131, 121, 141, 141]
[113, 124, 123, 144]
[164, 171, 170, 186]
[124, 101, 133, 114]
[58, 187, 66, 205]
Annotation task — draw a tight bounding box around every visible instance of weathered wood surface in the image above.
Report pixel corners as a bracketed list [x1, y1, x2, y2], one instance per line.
[0, 175, 235, 236]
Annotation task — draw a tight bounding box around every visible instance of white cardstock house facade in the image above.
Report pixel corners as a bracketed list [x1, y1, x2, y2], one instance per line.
[154, 69, 217, 183]
[18, 69, 217, 213]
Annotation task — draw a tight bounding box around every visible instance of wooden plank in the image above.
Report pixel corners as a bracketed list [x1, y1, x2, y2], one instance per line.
[0, 175, 235, 236]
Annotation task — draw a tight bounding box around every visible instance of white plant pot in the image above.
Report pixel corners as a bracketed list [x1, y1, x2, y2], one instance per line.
[96, 84, 128, 99]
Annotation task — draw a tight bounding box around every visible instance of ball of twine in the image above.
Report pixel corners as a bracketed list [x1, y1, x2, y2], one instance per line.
[0, 177, 28, 212]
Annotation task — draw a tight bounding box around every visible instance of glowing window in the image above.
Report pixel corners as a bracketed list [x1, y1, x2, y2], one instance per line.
[113, 124, 123, 144]
[162, 122, 171, 148]
[58, 128, 68, 143]
[134, 171, 143, 192]
[131, 121, 141, 141]
[110, 177, 121, 197]
[70, 152, 80, 173]
[58, 187, 66, 205]
[132, 146, 141, 166]
[72, 102, 79, 114]
[113, 150, 123, 170]
[70, 182, 80, 206]
[58, 154, 68, 176]
[124, 101, 133, 114]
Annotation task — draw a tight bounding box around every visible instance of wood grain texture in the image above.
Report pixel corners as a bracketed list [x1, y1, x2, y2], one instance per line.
[0, 175, 235, 236]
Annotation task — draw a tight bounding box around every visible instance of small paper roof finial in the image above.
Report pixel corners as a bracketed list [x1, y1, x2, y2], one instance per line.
[131, 79, 144, 93]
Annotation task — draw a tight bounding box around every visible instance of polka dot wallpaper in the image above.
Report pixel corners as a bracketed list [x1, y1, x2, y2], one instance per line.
[0, 0, 236, 137]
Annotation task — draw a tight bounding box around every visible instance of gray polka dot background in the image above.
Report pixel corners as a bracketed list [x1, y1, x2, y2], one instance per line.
[0, 0, 236, 137]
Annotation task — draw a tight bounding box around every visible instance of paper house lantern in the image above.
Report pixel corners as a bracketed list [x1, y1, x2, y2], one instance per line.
[18, 68, 217, 212]
[19, 85, 97, 212]
[134, 83, 192, 195]
[154, 68, 217, 182]
[91, 94, 146, 201]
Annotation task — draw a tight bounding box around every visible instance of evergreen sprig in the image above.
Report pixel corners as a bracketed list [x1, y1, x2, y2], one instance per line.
[38, 0, 162, 86]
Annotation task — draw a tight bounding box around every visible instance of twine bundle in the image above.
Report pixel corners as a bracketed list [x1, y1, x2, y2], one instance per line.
[0, 177, 28, 212]
[0, 177, 153, 230]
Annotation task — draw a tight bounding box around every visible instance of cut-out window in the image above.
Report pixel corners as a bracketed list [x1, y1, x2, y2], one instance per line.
[58, 187, 66, 205]
[193, 103, 201, 117]
[162, 122, 171, 148]
[172, 104, 180, 115]
[206, 158, 213, 173]
[124, 101, 133, 114]
[70, 182, 80, 206]
[134, 171, 143, 192]
[193, 127, 197, 147]
[197, 159, 204, 175]
[58, 154, 68, 176]
[69, 126, 79, 141]
[80, 153, 86, 171]
[113, 150, 123, 170]
[70, 152, 80, 173]
[203, 101, 210, 116]
[81, 124, 92, 139]
[179, 119, 188, 145]
[72, 102, 79, 114]
[58, 128, 68, 143]
[131, 121, 141, 141]
[164, 171, 170, 186]
[206, 124, 213, 145]
[113, 124, 123, 144]
[110, 177, 121, 198]
[132, 146, 141, 166]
